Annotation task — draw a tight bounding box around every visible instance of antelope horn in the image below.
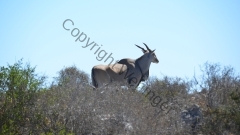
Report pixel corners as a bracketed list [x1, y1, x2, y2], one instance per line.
[143, 43, 152, 52]
[135, 44, 147, 53]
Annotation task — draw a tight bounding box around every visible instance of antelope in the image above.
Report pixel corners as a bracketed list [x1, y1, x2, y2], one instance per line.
[91, 43, 159, 89]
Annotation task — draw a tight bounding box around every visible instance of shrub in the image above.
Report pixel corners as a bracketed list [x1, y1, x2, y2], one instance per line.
[0, 60, 45, 134]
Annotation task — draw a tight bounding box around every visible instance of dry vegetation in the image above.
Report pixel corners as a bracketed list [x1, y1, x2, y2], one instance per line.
[0, 60, 240, 135]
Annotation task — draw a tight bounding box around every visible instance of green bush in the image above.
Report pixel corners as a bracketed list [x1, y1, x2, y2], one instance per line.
[197, 63, 240, 134]
[0, 60, 45, 134]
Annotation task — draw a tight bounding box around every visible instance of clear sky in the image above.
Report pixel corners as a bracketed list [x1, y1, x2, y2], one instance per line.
[1, 1, 240, 83]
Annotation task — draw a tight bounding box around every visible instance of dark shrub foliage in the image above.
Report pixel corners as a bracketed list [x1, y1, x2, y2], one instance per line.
[0, 60, 45, 134]
[1, 61, 240, 134]
[56, 65, 89, 88]
[197, 62, 240, 134]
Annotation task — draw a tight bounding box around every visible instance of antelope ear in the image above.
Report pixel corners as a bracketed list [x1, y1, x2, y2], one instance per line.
[151, 49, 156, 53]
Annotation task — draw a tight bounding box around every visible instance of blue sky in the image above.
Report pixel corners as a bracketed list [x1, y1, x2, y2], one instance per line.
[1, 1, 240, 83]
